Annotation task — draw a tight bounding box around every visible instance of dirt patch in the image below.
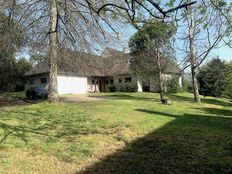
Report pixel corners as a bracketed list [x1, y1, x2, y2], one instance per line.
[0, 96, 26, 109]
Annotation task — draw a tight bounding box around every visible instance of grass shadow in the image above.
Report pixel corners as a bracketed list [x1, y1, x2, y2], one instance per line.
[76, 109, 232, 174]
[170, 94, 232, 107]
[195, 107, 232, 118]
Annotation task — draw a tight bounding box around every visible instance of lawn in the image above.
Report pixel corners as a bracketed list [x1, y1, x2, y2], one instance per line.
[0, 92, 231, 174]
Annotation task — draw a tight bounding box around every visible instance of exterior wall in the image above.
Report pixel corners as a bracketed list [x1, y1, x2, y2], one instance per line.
[25, 74, 49, 90]
[107, 75, 141, 92]
[57, 75, 88, 95]
[26, 73, 181, 95]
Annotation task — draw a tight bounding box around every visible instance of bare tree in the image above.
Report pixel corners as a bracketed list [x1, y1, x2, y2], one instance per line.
[176, 0, 230, 102]
[48, 0, 59, 102]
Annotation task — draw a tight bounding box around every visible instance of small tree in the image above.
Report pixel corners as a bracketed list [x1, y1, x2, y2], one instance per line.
[129, 20, 176, 103]
[165, 76, 181, 93]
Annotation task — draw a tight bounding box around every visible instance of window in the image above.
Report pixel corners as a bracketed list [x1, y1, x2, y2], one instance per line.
[40, 78, 47, 84]
[125, 77, 132, 83]
[118, 78, 122, 83]
[92, 79, 95, 84]
[110, 79, 114, 84]
[106, 80, 109, 84]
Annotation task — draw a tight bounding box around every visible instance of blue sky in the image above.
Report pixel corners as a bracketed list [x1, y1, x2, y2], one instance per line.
[211, 45, 232, 61]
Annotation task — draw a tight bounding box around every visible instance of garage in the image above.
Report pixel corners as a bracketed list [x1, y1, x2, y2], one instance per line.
[57, 75, 88, 95]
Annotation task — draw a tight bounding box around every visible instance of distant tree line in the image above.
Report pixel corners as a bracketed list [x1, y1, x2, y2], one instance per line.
[197, 58, 232, 100]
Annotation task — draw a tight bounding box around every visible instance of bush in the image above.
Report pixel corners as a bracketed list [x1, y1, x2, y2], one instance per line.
[110, 83, 138, 92]
[165, 76, 181, 93]
[109, 85, 116, 92]
[125, 83, 138, 92]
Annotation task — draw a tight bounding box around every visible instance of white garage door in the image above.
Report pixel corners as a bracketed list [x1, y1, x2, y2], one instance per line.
[57, 75, 88, 95]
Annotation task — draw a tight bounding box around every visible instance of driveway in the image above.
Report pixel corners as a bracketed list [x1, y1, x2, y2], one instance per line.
[60, 94, 111, 103]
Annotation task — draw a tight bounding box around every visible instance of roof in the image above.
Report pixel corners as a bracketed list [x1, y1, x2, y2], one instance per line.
[26, 48, 180, 77]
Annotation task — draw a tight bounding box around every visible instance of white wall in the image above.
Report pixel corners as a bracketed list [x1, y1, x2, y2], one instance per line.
[57, 75, 88, 95]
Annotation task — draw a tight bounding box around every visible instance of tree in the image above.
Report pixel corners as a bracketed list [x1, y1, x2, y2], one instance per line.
[15, 57, 32, 91]
[0, 56, 32, 92]
[48, 0, 59, 102]
[165, 75, 181, 93]
[197, 58, 227, 97]
[129, 20, 176, 103]
[176, 0, 231, 102]
[0, 9, 26, 91]
[29, 53, 46, 66]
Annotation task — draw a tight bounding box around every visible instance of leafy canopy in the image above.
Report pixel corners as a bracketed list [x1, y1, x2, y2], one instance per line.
[128, 20, 176, 78]
[129, 20, 176, 55]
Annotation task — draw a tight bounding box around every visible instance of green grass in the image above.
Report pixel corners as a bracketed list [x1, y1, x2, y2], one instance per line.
[0, 92, 231, 174]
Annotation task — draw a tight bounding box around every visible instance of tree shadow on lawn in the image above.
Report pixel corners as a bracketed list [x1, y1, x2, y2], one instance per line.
[169, 94, 232, 107]
[195, 107, 232, 118]
[100, 93, 160, 102]
[0, 108, 103, 145]
[77, 109, 232, 174]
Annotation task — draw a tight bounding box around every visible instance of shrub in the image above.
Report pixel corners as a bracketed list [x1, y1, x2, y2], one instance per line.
[125, 83, 138, 92]
[165, 76, 181, 93]
[109, 85, 116, 92]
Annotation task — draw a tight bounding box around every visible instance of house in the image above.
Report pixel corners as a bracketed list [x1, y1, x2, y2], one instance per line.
[25, 48, 182, 94]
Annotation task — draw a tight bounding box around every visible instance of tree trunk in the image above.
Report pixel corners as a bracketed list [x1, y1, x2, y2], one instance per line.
[191, 64, 201, 102]
[188, 5, 201, 103]
[48, 0, 59, 102]
[157, 49, 165, 103]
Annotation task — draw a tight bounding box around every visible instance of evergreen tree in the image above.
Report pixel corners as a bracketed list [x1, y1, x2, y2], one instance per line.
[197, 58, 227, 97]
